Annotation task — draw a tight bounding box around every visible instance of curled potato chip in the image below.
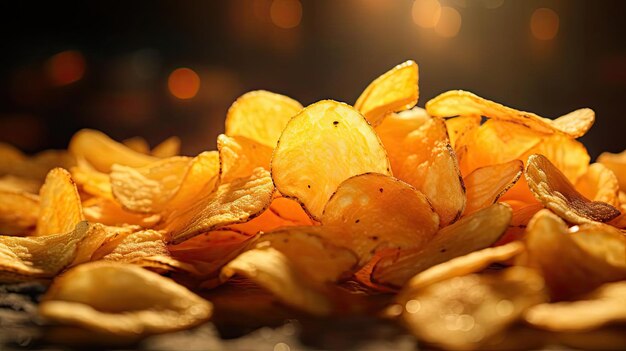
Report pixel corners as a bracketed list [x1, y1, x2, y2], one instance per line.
[0, 146, 75, 181]
[0, 190, 39, 235]
[218, 134, 272, 183]
[82, 198, 161, 228]
[598, 149, 626, 190]
[522, 133, 590, 182]
[269, 196, 316, 224]
[71, 166, 113, 200]
[355, 60, 418, 126]
[165, 151, 220, 211]
[225, 90, 303, 148]
[373, 203, 512, 288]
[39, 261, 212, 338]
[376, 109, 465, 225]
[399, 267, 546, 350]
[0, 175, 42, 194]
[164, 167, 275, 244]
[321, 173, 439, 262]
[271, 100, 391, 219]
[0, 221, 88, 282]
[523, 209, 626, 300]
[71, 224, 138, 266]
[524, 281, 626, 332]
[151, 136, 181, 158]
[69, 129, 158, 172]
[110, 156, 191, 213]
[226, 197, 313, 235]
[575, 163, 620, 207]
[525, 154, 620, 224]
[37, 168, 84, 236]
[426, 90, 594, 138]
[463, 160, 523, 215]
[444, 115, 481, 149]
[122, 136, 150, 154]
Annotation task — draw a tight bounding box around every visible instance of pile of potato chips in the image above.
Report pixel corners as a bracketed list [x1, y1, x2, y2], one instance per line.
[1, 60, 626, 349]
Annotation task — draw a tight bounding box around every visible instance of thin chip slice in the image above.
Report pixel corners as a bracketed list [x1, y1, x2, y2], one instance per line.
[82, 198, 161, 228]
[525, 154, 620, 224]
[71, 166, 113, 200]
[164, 167, 275, 244]
[225, 90, 303, 148]
[354, 60, 418, 126]
[523, 209, 626, 300]
[39, 261, 212, 338]
[110, 156, 191, 213]
[69, 129, 158, 173]
[269, 196, 316, 224]
[0, 221, 89, 282]
[444, 114, 481, 149]
[400, 267, 546, 350]
[226, 199, 310, 236]
[71, 224, 139, 266]
[271, 100, 391, 219]
[0, 190, 39, 235]
[321, 173, 439, 263]
[151, 136, 181, 158]
[575, 163, 620, 207]
[373, 203, 512, 288]
[0, 175, 42, 194]
[426, 90, 594, 138]
[598, 149, 626, 190]
[524, 281, 626, 332]
[122, 137, 150, 154]
[375, 108, 430, 171]
[463, 160, 523, 215]
[36, 168, 84, 236]
[218, 134, 272, 183]
[165, 151, 220, 211]
[522, 133, 590, 182]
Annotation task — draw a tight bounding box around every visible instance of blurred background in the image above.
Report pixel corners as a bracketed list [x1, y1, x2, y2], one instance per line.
[0, 0, 624, 158]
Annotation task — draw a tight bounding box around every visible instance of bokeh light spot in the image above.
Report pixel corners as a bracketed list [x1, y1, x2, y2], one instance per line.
[46, 50, 85, 86]
[434, 6, 462, 38]
[412, 0, 442, 28]
[168, 68, 200, 100]
[270, 0, 302, 29]
[530, 8, 559, 41]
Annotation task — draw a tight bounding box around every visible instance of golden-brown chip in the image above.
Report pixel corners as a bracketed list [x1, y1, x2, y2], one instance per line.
[463, 160, 523, 215]
[373, 203, 512, 288]
[575, 163, 620, 207]
[426, 90, 594, 138]
[268, 196, 316, 224]
[70, 165, 113, 200]
[122, 136, 150, 154]
[226, 197, 313, 235]
[225, 90, 303, 148]
[0, 145, 75, 181]
[598, 149, 626, 190]
[110, 156, 191, 213]
[0, 175, 42, 194]
[525, 154, 620, 224]
[444, 114, 481, 149]
[354, 60, 418, 126]
[151, 136, 181, 158]
[0, 221, 89, 282]
[399, 267, 546, 350]
[271, 100, 391, 219]
[36, 168, 84, 236]
[164, 167, 275, 244]
[165, 151, 220, 211]
[82, 198, 161, 228]
[39, 261, 212, 338]
[522, 209, 626, 300]
[71, 224, 138, 266]
[218, 134, 272, 183]
[321, 173, 439, 263]
[69, 129, 158, 172]
[376, 110, 465, 226]
[521, 133, 590, 182]
[0, 190, 39, 235]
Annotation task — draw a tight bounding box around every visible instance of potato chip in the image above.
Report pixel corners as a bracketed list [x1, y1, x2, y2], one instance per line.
[525, 154, 620, 224]
[218, 134, 272, 183]
[598, 149, 626, 190]
[122, 136, 150, 154]
[375, 108, 430, 170]
[575, 163, 620, 207]
[0, 221, 88, 282]
[39, 261, 212, 338]
[463, 160, 523, 215]
[271, 100, 391, 219]
[0, 175, 42, 193]
[321, 173, 439, 263]
[71, 223, 138, 266]
[226, 198, 311, 235]
[354, 60, 418, 126]
[444, 114, 481, 149]
[71, 165, 113, 200]
[0, 145, 75, 181]
[373, 203, 512, 288]
[36, 168, 84, 236]
[524, 281, 626, 332]
[426, 90, 594, 138]
[225, 90, 303, 148]
[0, 190, 39, 235]
[523, 209, 626, 300]
[399, 267, 546, 350]
[165, 151, 220, 211]
[268, 196, 316, 224]
[151, 136, 181, 158]
[69, 129, 158, 172]
[82, 197, 161, 228]
[110, 156, 191, 213]
[522, 133, 590, 182]
[376, 111, 465, 226]
[164, 167, 275, 244]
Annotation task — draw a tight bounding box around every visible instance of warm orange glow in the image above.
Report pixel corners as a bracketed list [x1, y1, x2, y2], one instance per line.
[270, 0, 302, 29]
[412, 0, 441, 28]
[530, 8, 559, 41]
[168, 68, 201, 100]
[47, 50, 85, 86]
[434, 6, 462, 38]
